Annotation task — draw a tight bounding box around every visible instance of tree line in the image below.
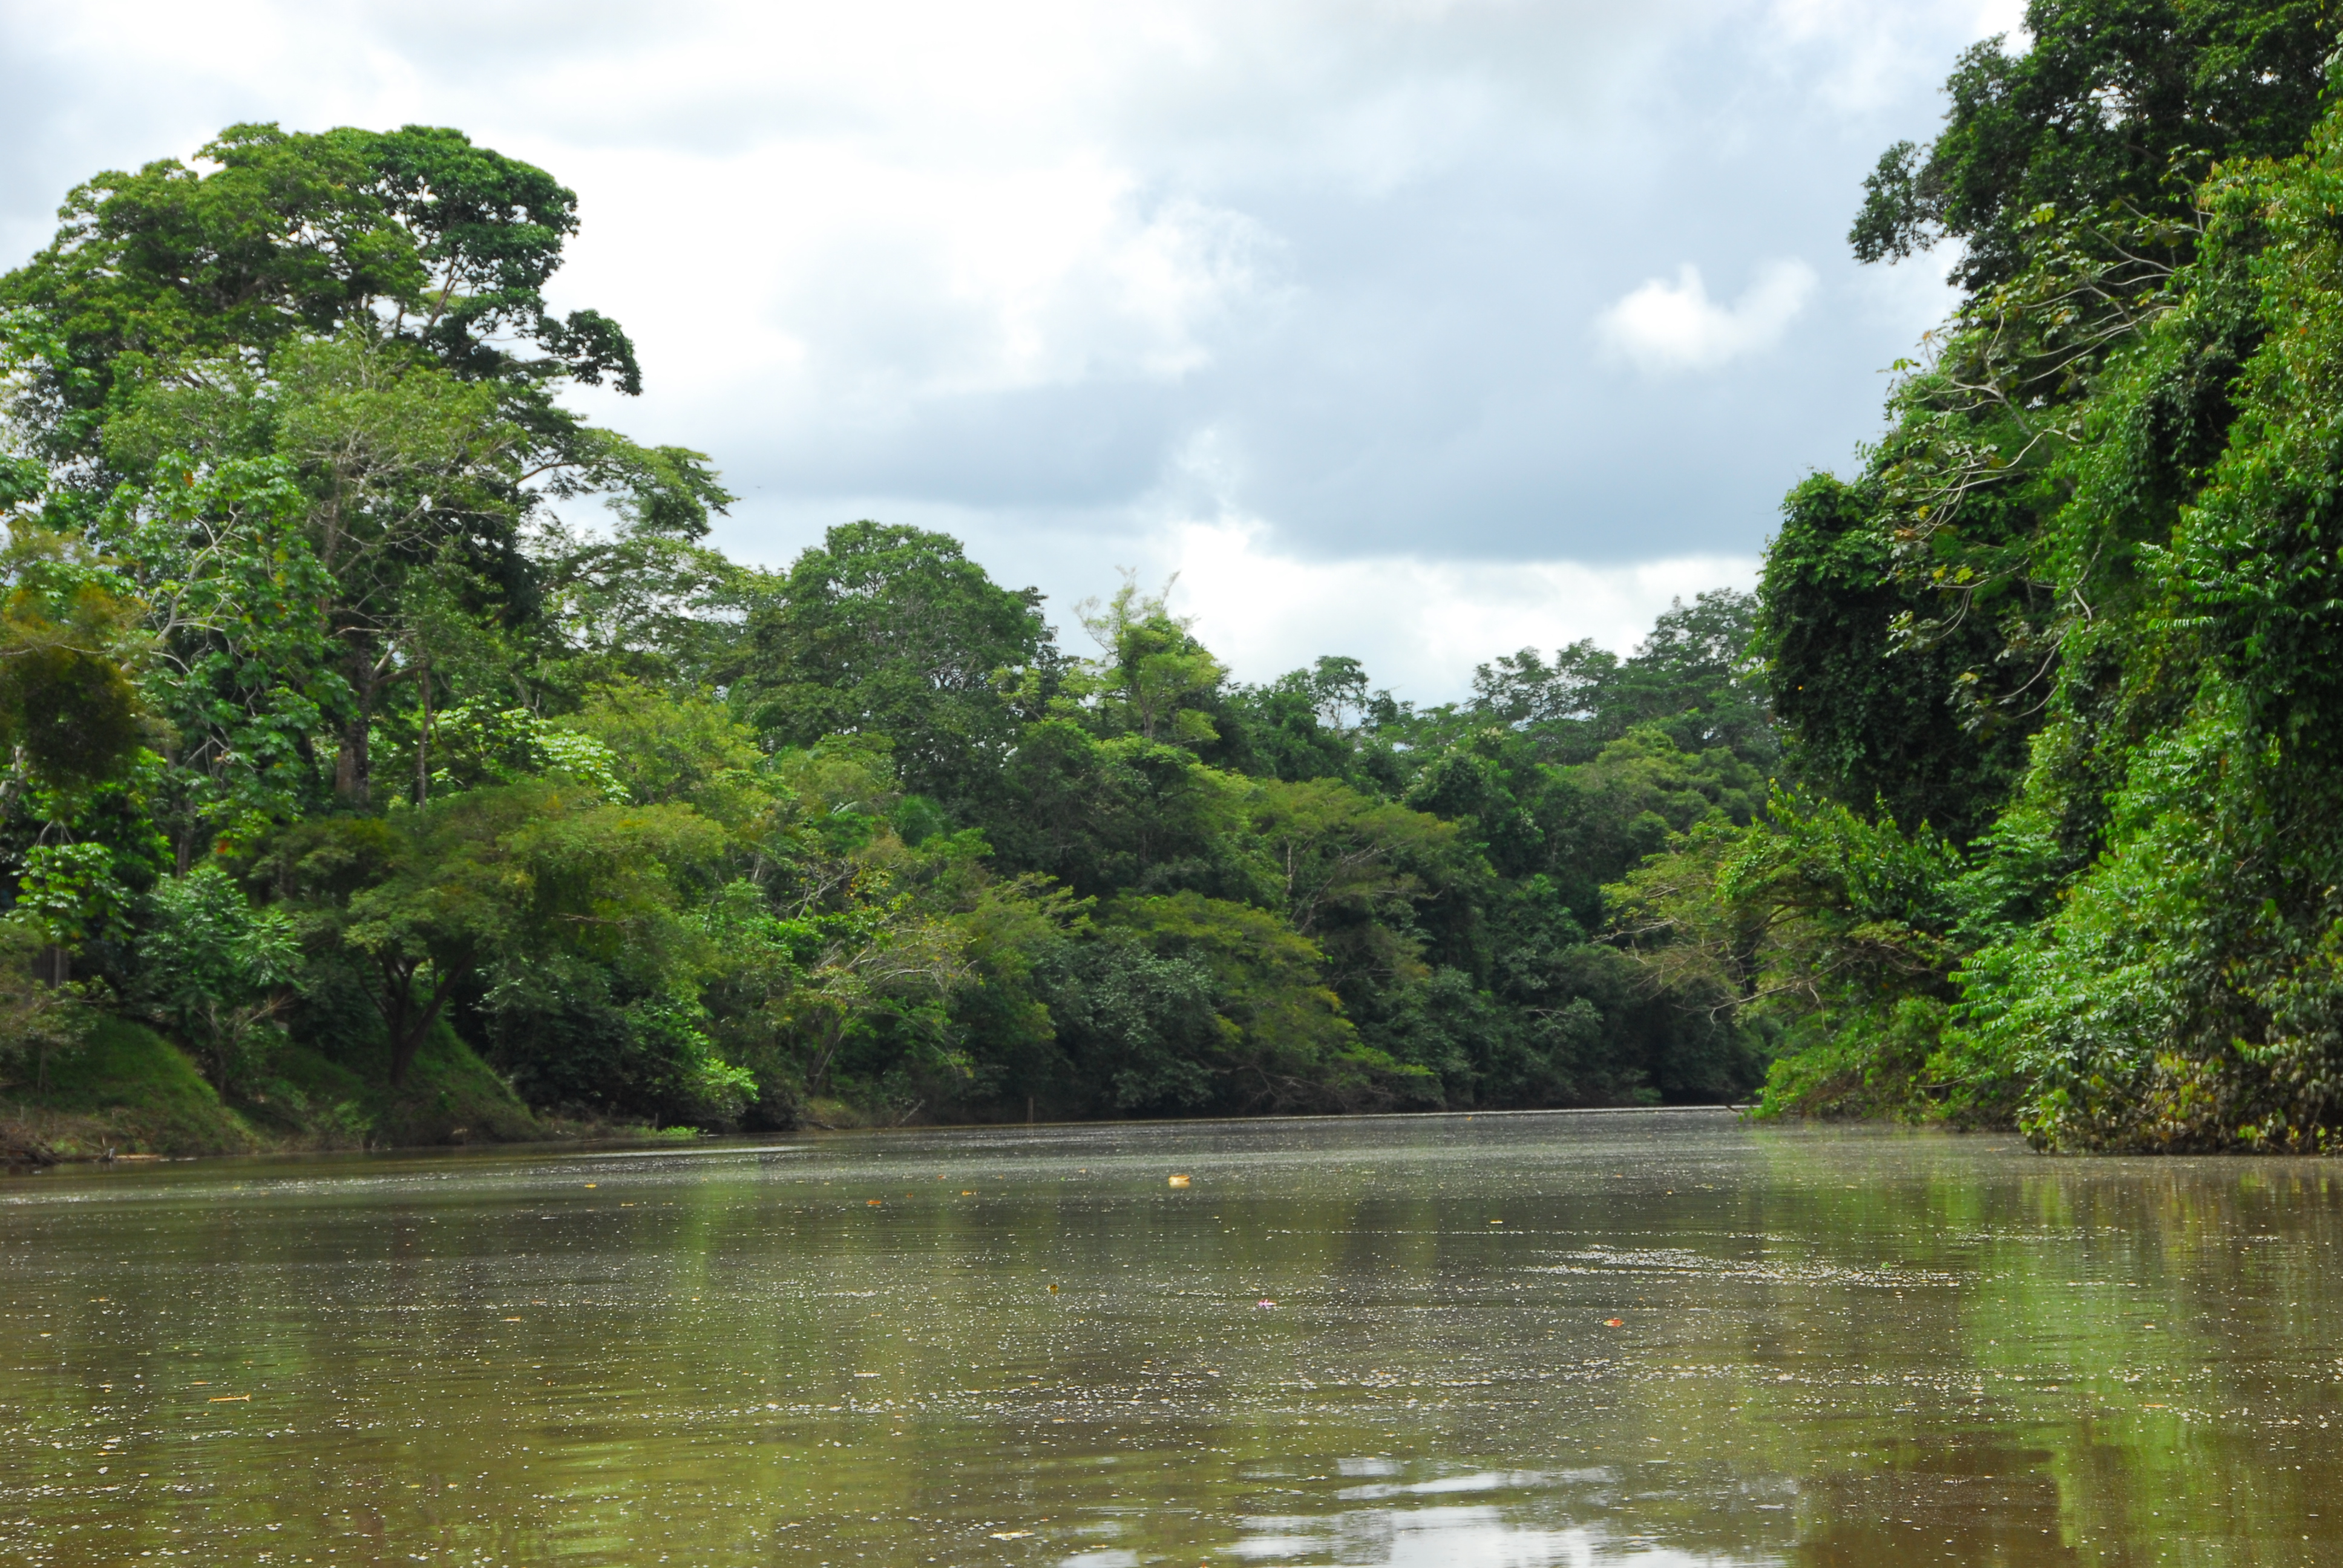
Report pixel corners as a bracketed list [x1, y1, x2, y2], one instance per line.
[0, 123, 1773, 1135]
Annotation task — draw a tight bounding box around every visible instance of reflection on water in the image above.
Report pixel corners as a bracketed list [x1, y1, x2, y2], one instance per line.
[3, 1109, 2342, 1564]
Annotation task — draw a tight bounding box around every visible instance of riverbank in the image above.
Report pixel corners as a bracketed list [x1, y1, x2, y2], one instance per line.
[0, 1018, 680, 1163]
[1, 1017, 1761, 1168]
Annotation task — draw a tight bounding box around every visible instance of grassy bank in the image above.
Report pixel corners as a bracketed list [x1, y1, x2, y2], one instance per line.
[0, 1018, 594, 1161]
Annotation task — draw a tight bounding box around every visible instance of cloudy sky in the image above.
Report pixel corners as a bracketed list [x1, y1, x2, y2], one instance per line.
[0, 0, 2021, 697]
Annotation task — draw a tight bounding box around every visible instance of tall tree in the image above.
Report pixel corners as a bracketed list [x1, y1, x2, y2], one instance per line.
[1766, 1, 2337, 844]
[3, 123, 729, 818]
[1851, 0, 2339, 291]
[2, 122, 640, 462]
[732, 522, 1054, 807]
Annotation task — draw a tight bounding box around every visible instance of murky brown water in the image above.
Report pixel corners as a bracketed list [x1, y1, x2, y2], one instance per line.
[4, 1109, 2341, 1565]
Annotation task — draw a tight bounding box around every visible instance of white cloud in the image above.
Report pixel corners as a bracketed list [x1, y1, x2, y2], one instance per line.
[566, 149, 1286, 421]
[1596, 260, 1818, 374]
[1144, 517, 1757, 700]
[1761, 0, 2024, 108]
[1970, 0, 2031, 42]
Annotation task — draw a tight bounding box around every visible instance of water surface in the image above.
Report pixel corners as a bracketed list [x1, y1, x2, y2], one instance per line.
[4, 1109, 2341, 1565]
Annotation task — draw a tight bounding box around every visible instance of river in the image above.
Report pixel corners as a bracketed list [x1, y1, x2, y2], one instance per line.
[2, 1108, 2339, 1564]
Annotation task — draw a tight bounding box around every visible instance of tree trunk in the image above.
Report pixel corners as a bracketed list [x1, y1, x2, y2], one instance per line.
[379, 960, 455, 1087]
[804, 1011, 846, 1097]
[379, 959, 412, 1081]
[415, 661, 431, 805]
[337, 653, 376, 806]
[389, 1025, 421, 1086]
[335, 721, 370, 806]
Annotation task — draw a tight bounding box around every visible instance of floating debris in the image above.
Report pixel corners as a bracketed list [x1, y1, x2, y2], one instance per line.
[1168, 1174, 1192, 1188]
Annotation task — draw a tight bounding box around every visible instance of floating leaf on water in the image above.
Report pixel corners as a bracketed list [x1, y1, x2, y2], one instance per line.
[1603, 1318, 1625, 1328]
[1049, 1284, 1060, 1293]
[208, 1394, 249, 1402]
[1168, 1174, 1191, 1188]
[867, 1199, 883, 1207]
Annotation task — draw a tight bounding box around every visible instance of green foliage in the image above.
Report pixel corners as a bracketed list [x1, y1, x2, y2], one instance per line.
[1035, 940, 1224, 1114]
[1074, 577, 1229, 749]
[261, 1019, 539, 1148]
[131, 865, 298, 1090]
[1611, 790, 1967, 1119]
[983, 723, 1253, 900]
[260, 780, 723, 1086]
[555, 682, 766, 825]
[0, 121, 637, 446]
[1214, 656, 1388, 783]
[0, 918, 97, 1093]
[425, 702, 628, 800]
[1725, 4, 2343, 1151]
[1847, 0, 2338, 292]
[1942, 109, 2343, 1150]
[1765, 4, 2341, 871]
[732, 521, 1050, 806]
[0, 515, 148, 792]
[1101, 890, 1433, 1112]
[1470, 590, 1775, 768]
[1247, 775, 1470, 1012]
[1758, 475, 2031, 843]
[14, 840, 136, 949]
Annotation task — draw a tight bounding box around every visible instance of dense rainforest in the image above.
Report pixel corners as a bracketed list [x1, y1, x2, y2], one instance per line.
[0, 124, 1774, 1151]
[11, 0, 2343, 1158]
[1624, 0, 2343, 1152]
